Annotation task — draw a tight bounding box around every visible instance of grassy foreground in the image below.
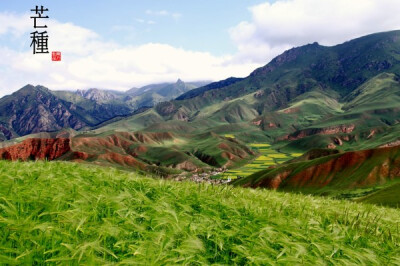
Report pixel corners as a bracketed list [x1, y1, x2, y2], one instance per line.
[0, 161, 399, 264]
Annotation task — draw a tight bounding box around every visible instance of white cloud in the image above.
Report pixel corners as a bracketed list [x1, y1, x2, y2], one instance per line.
[0, 13, 256, 96]
[135, 18, 156, 25]
[3, 0, 400, 97]
[0, 12, 31, 37]
[230, 0, 400, 63]
[145, 9, 182, 20]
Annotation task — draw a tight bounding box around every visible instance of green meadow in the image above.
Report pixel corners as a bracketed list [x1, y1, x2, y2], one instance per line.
[219, 143, 302, 180]
[0, 160, 399, 264]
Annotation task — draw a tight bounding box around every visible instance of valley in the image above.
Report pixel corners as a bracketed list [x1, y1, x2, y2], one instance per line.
[1, 31, 400, 207]
[217, 142, 302, 180]
[2, 0, 400, 263]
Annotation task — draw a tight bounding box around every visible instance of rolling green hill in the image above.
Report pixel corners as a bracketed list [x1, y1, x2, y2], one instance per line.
[3, 31, 400, 182]
[233, 146, 400, 206]
[176, 77, 243, 100]
[95, 31, 400, 154]
[161, 31, 400, 119]
[0, 160, 399, 264]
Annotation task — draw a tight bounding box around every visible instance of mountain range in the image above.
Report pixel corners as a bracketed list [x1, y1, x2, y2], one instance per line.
[0, 80, 209, 140]
[1, 30, 400, 205]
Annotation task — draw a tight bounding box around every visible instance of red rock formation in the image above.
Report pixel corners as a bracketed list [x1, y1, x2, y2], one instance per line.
[247, 170, 291, 189]
[0, 138, 71, 161]
[131, 145, 148, 156]
[247, 146, 400, 190]
[71, 151, 90, 161]
[218, 143, 253, 159]
[221, 151, 236, 160]
[327, 143, 337, 149]
[98, 152, 146, 170]
[279, 124, 355, 141]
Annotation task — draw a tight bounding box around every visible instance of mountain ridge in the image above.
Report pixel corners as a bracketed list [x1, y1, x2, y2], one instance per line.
[0, 80, 209, 140]
[2, 30, 400, 181]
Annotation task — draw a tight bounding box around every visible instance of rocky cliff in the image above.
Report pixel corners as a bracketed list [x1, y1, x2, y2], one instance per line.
[0, 138, 71, 161]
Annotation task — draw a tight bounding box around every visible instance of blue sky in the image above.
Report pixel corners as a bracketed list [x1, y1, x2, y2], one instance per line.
[0, 0, 399, 95]
[0, 0, 267, 55]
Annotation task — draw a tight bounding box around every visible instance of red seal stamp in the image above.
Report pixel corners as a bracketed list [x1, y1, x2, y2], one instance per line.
[52, 51, 61, 61]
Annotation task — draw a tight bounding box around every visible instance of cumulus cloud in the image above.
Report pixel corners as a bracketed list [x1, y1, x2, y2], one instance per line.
[230, 0, 400, 64]
[0, 12, 31, 37]
[0, 13, 257, 96]
[2, 1, 400, 96]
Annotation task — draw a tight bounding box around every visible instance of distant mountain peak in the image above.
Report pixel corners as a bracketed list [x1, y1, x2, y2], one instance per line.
[21, 84, 35, 89]
[75, 88, 117, 103]
[13, 84, 50, 96]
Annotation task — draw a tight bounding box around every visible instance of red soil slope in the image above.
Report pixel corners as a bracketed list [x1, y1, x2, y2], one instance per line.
[0, 138, 71, 161]
[0, 130, 256, 173]
[236, 146, 400, 190]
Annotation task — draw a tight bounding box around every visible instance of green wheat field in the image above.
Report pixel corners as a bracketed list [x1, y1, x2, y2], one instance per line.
[0, 160, 399, 264]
